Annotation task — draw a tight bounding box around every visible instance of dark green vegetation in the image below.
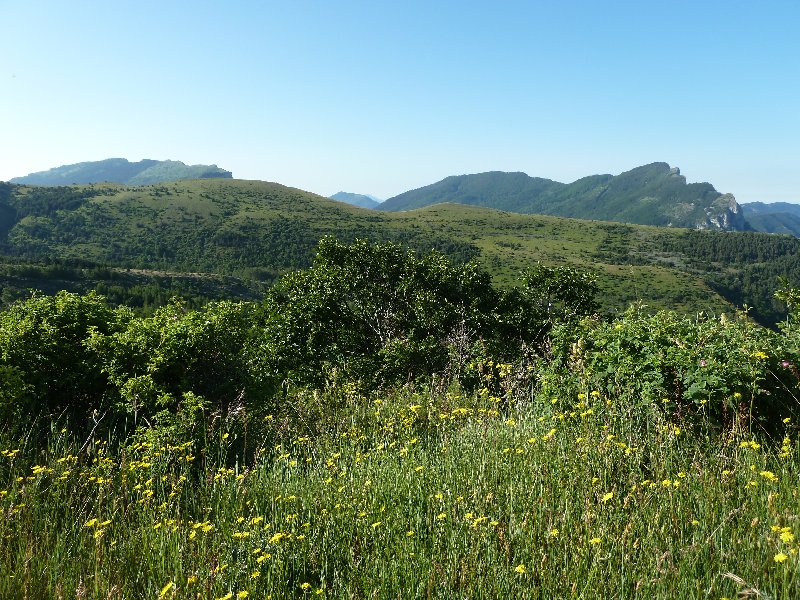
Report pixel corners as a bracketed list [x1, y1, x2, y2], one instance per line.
[9, 158, 232, 186]
[329, 191, 382, 209]
[1, 178, 800, 325]
[0, 238, 602, 436]
[5, 237, 796, 447]
[379, 163, 748, 231]
[1, 239, 799, 598]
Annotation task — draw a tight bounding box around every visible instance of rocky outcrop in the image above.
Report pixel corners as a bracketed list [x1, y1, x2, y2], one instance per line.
[698, 193, 747, 231]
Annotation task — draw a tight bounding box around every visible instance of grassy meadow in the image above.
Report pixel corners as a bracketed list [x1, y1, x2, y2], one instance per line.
[1, 383, 797, 599]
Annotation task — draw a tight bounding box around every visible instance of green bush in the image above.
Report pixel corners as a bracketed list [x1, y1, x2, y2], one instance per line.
[256, 237, 501, 388]
[0, 291, 130, 430]
[87, 298, 267, 423]
[541, 307, 800, 435]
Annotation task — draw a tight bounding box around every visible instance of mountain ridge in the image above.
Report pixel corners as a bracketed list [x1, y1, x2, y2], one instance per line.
[379, 163, 748, 232]
[10, 158, 232, 186]
[741, 202, 800, 237]
[11, 160, 799, 236]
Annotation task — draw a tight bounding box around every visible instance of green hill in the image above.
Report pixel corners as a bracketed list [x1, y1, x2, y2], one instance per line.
[0, 178, 798, 324]
[744, 213, 800, 237]
[379, 171, 562, 213]
[379, 163, 747, 231]
[9, 158, 232, 186]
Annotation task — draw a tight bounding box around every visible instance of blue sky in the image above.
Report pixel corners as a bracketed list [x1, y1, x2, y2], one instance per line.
[1, 0, 798, 203]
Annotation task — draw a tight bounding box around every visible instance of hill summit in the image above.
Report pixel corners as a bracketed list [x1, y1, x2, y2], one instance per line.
[379, 162, 747, 231]
[10, 158, 232, 186]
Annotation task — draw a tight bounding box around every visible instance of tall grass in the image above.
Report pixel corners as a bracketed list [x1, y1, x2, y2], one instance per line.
[1, 386, 797, 599]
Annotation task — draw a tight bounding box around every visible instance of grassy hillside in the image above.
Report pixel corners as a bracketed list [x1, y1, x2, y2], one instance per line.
[380, 163, 747, 231]
[1, 179, 799, 323]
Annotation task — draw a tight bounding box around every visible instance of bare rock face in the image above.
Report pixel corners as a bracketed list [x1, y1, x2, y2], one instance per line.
[697, 193, 747, 231]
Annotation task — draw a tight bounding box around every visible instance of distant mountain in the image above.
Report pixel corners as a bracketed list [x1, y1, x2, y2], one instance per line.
[330, 192, 381, 209]
[379, 163, 747, 231]
[10, 158, 232, 186]
[741, 202, 800, 237]
[744, 213, 800, 237]
[742, 202, 800, 217]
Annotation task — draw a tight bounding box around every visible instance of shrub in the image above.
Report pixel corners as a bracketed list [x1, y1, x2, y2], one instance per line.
[0, 291, 129, 430]
[541, 307, 800, 435]
[257, 237, 500, 388]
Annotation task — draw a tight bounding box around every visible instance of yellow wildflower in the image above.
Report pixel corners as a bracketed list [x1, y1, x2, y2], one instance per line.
[159, 581, 174, 598]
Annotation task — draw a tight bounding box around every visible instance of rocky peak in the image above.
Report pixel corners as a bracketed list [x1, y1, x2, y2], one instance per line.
[698, 193, 747, 231]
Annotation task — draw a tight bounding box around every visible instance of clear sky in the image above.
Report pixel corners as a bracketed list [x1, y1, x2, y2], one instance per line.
[1, 0, 798, 203]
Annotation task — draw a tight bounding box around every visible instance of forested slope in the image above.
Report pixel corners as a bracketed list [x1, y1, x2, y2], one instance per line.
[0, 179, 798, 325]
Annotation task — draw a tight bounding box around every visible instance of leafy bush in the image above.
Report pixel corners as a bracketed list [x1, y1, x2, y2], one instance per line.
[4, 237, 798, 452]
[87, 298, 268, 425]
[541, 307, 800, 435]
[256, 237, 501, 388]
[0, 290, 130, 430]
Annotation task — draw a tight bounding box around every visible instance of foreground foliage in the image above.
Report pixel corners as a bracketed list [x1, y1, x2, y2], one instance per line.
[0, 386, 798, 598]
[1, 238, 799, 598]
